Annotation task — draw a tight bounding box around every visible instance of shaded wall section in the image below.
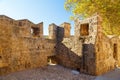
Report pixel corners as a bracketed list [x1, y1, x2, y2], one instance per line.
[55, 37, 82, 69]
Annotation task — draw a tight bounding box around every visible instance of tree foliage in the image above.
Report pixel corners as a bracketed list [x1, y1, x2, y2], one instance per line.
[64, 0, 120, 35]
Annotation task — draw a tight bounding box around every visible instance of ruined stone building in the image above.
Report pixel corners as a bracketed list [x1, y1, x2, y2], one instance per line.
[0, 14, 120, 76]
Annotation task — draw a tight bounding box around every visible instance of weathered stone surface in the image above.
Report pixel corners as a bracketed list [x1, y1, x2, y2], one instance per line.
[95, 33, 115, 75]
[60, 22, 71, 38]
[0, 14, 120, 76]
[49, 23, 57, 40]
[0, 15, 55, 75]
[110, 37, 120, 67]
[54, 14, 120, 76]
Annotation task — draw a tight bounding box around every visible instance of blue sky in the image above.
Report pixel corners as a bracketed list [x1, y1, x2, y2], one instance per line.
[0, 0, 74, 35]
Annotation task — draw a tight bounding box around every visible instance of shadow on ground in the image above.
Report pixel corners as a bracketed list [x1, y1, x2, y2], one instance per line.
[95, 68, 120, 80]
[0, 65, 95, 80]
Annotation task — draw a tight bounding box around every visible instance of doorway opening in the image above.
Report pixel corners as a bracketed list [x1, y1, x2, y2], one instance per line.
[47, 56, 57, 66]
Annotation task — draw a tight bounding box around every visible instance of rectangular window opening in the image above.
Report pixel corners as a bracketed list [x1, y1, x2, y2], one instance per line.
[80, 23, 89, 36]
[31, 27, 40, 37]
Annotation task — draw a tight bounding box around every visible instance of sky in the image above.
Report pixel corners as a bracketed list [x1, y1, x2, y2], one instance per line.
[0, 0, 74, 35]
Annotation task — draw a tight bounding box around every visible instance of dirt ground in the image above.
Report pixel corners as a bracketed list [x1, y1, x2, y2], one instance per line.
[0, 65, 96, 80]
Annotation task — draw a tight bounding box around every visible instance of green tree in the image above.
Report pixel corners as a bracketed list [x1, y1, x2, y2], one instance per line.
[64, 0, 120, 35]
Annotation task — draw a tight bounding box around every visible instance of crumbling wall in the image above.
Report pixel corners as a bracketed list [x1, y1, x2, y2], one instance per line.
[0, 15, 55, 75]
[51, 22, 82, 70]
[95, 33, 115, 75]
[37, 22, 43, 38]
[17, 19, 33, 37]
[0, 15, 119, 76]
[74, 15, 98, 44]
[49, 23, 57, 40]
[17, 20, 43, 38]
[93, 15, 115, 75]
[116, 39, 120, 67]
[110, 37, 120, 67]
[74, 14, 99, 75]
[55, 37, 82, 69]
[9, 37, 46, 73]
[48, 23, 82, 69]
[56, 14, 116, 76]
[44, 39, 56, 57]
[60, 22, 71, 38]
[8, 36, 55, 74]
[0, 16, 13, 74]
[75, 14, 115, 75]
[54, 15, 99, 75]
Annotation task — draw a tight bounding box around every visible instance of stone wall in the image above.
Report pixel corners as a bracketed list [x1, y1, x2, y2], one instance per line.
[74, 14, 115, 75]
[54, 14, 118, 76]
[74, 14, 100, 75]
[17, 19, 43, 38]
[74, 14, 98, 44]
[0, 15, 55, 75]
[49, 23, 57, 40]
[51, 15, 98, 75]
[48, 22, 82, 70]
[0, 15, 120, 76]
[94, 15, 115, 75]
[71, 14, 99, 75]
[110, 37, 120, 67]
[95, 33, 115, 75]
[55, 37, 82, 69]
[60, 22, 71, 38]
[0, 16, 13, 74]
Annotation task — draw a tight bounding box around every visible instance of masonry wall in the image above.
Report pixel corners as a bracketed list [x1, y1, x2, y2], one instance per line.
[74, 15, 99, 75]
[0, 15, 119, 76]
[0, 16, 13, 74]
[95, 33, 115, 75]
[0, 15, 55, 75]
[49, 23, 57, 40]
[74, 14, 116, 75]
[54, 15, 99, 75]
[94, 15, 115, 75]
[60, 22, 71, 38]
[111, 37, 120, 67]
[48, 23, 82, 69]
[55, 37, 82, 69]
[17, 19, 43, 38]
[54, 14, 117, 76]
